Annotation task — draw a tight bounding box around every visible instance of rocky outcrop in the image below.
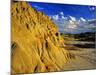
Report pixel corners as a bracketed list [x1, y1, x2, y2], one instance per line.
[11, 1, 70, 74]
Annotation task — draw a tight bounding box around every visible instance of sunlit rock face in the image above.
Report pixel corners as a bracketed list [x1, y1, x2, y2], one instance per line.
[11, 1, 70, 74]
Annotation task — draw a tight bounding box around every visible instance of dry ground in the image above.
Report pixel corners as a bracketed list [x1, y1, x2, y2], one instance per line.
[63, 37, 96, 71]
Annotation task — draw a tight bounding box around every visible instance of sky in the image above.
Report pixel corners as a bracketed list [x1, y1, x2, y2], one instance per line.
[29, 2, 96, 34]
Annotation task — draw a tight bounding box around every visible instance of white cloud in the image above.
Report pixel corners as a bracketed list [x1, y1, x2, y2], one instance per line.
[50, 14, 95, 34]
[68, 20, 77, 29]
[89, 7, 95, 11]
[61, 16, 67, 20]
[69, 20, 73, 24]
[52, 14, 59, 20]
[51, 12, 68, 20]
[60, 12, 64, 15]
[69, 16, 76, 21]
[59, 12, 67, 20]
[68, 24, 77, 29]
[91, 7, 95, 10]
[80, 17, 86, 22]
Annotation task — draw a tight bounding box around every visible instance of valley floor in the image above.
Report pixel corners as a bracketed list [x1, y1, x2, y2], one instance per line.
[62, 37, 96, 71]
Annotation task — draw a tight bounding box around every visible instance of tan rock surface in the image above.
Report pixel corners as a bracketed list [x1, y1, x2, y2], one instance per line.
[11, 1, 70, 74]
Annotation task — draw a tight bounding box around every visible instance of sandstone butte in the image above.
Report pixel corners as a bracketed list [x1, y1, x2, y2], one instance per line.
[11, 1, 71, 74]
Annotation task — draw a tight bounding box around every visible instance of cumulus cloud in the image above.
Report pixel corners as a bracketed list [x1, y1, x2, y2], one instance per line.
[69, 16, 76, 21]
[50, 14, 95, 34]
[51, 12, 68, 20]
[80, 17, 86, 22]
[60, 12, 64, 15]
[69, 20, 73, 24]
[66, 19, 95, 33]
[52, 14, 59, 20]
[62, 16, 67, 20]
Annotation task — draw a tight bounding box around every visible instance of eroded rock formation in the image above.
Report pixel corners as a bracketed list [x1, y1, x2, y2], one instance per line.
[11, 1, 70, 74]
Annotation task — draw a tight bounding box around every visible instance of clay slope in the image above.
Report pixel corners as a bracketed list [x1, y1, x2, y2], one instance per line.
[11, 1, 70, 74]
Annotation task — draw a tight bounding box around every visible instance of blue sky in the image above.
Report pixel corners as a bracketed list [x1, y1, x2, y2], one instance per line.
[29, 2, 96, 34]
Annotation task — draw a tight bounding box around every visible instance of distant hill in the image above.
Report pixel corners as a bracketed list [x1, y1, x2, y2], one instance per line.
[61, 32, 96, 42]
[74, 32, 96, 41]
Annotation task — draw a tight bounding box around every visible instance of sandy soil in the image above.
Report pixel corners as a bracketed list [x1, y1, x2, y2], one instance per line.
[63, 40, 96, 71]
